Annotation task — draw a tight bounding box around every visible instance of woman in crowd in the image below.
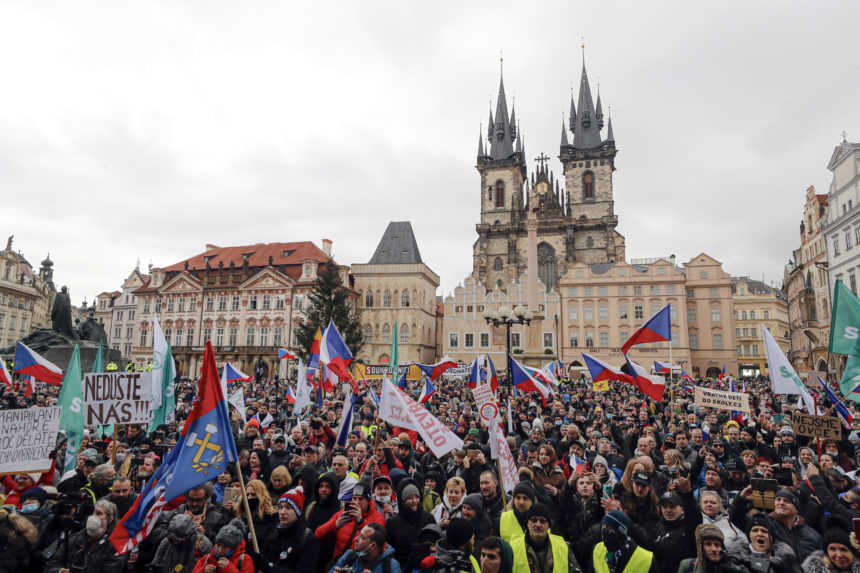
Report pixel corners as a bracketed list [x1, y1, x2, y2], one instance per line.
[432, 476, 466, 525]
[267, 465, 292, 500]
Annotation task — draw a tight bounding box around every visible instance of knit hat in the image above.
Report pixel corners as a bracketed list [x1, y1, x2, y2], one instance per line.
[214, 518, 245, 548]
[747, 512, 775, 539]
[775, 489, 799, 508]
[527, 503, 551, 522]
[279, 486, 305, 516]
[401, 484, 421, 501]
[592, 455, 608, 468]
[19, 487, 46, 505]
[463, 493, 483, 511]
[512, 482, 536, 502]
[602, 510, 631, 533]
[352, 480, 372, 499]
[821, 527, 854, 553]
[167, 513, 198, 541]
[445, 517, 475, 548]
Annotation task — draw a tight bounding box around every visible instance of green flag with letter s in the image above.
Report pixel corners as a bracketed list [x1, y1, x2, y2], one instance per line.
[829, 279, 860, 355]
[58, 345, 83, 477]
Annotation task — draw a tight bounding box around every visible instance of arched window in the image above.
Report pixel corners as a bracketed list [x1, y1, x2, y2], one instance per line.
[382, 323, 391, 340]
[538, 242, 558, 291]
[495, 180, 505, 207]
[401, 290, 410, 307]
[582, 171, 595, 199]
[363, 324, 372, 342]
[400, 324, 409, 343]
[494, 257, 503, 270]
[365, 291, 374, 307]
[383, 290, 392, 307]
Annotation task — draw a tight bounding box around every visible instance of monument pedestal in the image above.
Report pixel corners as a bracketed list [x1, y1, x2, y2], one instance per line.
[1, 329, 125, 373]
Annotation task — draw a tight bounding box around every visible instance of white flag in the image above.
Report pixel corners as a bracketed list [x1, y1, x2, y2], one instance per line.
[490, 421, 519, 492]
[149, 315, 167, 416]
[229, 389, 247, 426]
[294, 358, 312, 415]
[506, 398, 514, 434]
[762, 325, 816, 414]
[379, 376, 463, 457]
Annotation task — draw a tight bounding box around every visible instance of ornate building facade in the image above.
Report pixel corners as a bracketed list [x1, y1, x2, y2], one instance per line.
[473, 61, 625, 293]
[731, 276, 789, 377]
[353, 222, 439, 364]
[0, 236, 55, 349]
[114, 240, 353, 379]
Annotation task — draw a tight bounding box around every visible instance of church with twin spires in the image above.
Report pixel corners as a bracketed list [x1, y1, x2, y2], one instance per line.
[472, 58, 626, 293]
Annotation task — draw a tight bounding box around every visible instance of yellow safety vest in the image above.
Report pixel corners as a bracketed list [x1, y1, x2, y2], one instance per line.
[499, 509, 526, 542]
[468, 554, 480, 573]
[592, 542, 653, 573]
[510, 533, 569, 573]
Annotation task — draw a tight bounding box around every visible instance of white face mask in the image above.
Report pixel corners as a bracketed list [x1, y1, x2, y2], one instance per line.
[20, 503, 38, 514]
[374, 494, 391, 504]
[86, 515, 106, 538]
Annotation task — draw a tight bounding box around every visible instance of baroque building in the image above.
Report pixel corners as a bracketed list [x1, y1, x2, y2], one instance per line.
[473, 60, 625, 293]
[824, 135, 860, 297]
[0, 236, 55, 348]
[352, 221, 439, 364]
[731, 276, 789, 377]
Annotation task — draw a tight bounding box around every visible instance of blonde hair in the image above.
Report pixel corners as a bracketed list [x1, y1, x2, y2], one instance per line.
[236, 479, 276, 520]
[445, 476, 466, 493]
[270, 465, 292, 488]
[620, 458, 646, 492]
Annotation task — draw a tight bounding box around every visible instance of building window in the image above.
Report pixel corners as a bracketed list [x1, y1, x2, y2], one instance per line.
[511, 332, 521, 347]
[743, 327, 749, 336]
[216, 328, 224, 346]
[464, 333, 474, 347]
[834, 236, 841, 256]
[128, 310, 135, 320]
[167, 298, 174, 313]
[567, 287, 578, 296]
[742, 311, 747, 320]
[585, 331, 594, 347]
[203, 328, 211, 343]
[749, 310, 756, 320]
[126, 326, 133, 339]
[763, 310, 770, 320]
[124, 343, 132, 356]
[619, 330, 629, 343]
[584, 305, 594, 321]
[650, 285, 660, 295]
[634, 304, 644, 320]
[480, 332, 489, 347]
[276, 295, 285, 310]
[584, 287, 593, 296]
[383, 290, 392, 307]
[495, 180, 505, 207]
[190, 296, 197, 310]
[544, 332, 554, 348]
[175, 328, 182, 346]
[114, 326, 121, 339]
[246, 327, 255, 346]
[582, 171, 595, 199]
[736, 327, 741, 337]
[855, 227, 860, 246]
[273, 327, 282, 346]
[449, 333, 459, 348]
[619, 305, 629, 320]
[618, 286, 628, 296]
[382, 323, 391, 340]
[365, 291, 374, 307]
[598, 286, 608, 296]
[294, 295, 303, 311]
[143, 300, 150, 313]
[164, 328, 172, 346]
[847, 231, 853, 251]
[218, 296, 227, 311]
[231, 296, 240, 311]
[177, 298, 185, 313]
[139, 330, 147, 346]
[699, 271, 708, 279]
[570, 331, 579, 346]
[206, 297, 214, 311]
[494, 257, 503, 271]
[713, 333, 723, 349]
[599, 305, 609, 320]
[228, 327, 237, 346]
[710, 287, 719, 298]
[117, 310, 123, 321]
[568, 305, 578, 320]
[689, 333, 698, 349]
[712, 307, 721, 322]
[633, 286, 643, 296]
[363, 325, 372, 342]
[752, 344, 759, 355]
[401, 324, 409, 343]
[262, 294, 271, 310]
[650, 302, 661, 315]
[599, 331, 609, 347]
[249, 295, 257, 310]
[260, 327, 269, 346]
[401, 291, 410, 307]
[575, 269, 585, 278]
[186, 329, 194, 346]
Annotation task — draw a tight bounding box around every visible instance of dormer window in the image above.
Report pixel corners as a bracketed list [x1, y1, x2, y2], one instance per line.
[282, 249, 295, 257]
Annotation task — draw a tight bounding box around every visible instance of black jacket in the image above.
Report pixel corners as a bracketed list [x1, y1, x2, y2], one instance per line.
[44, 527, 126, 573]
[635, 490, 702, 573]
[256, 520, 319, 573]
[385, 503, 436, 570]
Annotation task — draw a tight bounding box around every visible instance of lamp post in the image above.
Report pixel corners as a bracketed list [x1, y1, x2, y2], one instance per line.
[483, 305, 532, 378]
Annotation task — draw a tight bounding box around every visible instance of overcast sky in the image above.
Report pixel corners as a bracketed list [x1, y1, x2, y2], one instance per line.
[2, 2, 859, 303]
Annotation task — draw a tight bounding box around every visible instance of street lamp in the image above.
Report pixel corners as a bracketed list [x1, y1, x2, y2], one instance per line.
[483, 304, 532, 377]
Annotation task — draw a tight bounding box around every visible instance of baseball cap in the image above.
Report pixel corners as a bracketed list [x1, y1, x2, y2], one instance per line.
[659, 492, 682, 506]
[632, 471, 650, 485]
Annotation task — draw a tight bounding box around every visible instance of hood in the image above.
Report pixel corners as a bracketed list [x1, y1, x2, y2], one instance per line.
[168, 513, 199, 540]
[315, 472, 339, 507]
[694, 523, 724, 569]
[495, 536, 514, 573]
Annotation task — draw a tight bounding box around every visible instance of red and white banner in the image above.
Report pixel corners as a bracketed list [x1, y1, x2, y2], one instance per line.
[379, 377, 462, 457]
[490, 421, 518, 493]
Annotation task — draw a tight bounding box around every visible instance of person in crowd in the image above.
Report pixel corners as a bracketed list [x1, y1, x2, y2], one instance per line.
[461, 492, 493, 547]
[329, 522, 401, 573]
[590, 510, 656, 573]
[267, 465, 292, 500]
[257, 486, 319, 573]
[150, 513, 214, 573]
[498, 482, 536, 543]
[677, 523, 745, 573]
[46, 499, 126, 573]
[0, 503, 40, 572]
[479, 536, 515, 573]
[423, 517, 479, 573]
[315, 479, 385, 562]
[725, 512, 799, 573]
[699, 490, 746, 547]
[480, 470, 508, 525]
[801, 523, 860, 573]
[509, 502, 580, 573]
[234, 478, 278, 544]
[433, 476, 467, 525]
[192, 518, 255, 573]
[385, 479, 436, 570]
[559, 472, 604, 564]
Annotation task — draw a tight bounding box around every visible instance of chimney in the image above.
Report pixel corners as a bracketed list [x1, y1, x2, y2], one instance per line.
[669, 254, 676, 266]
[321, 238, 332, 257]
[205, 244, 219, 251]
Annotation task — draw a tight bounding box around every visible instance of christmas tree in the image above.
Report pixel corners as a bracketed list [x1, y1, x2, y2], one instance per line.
[295, 261, 363, 359]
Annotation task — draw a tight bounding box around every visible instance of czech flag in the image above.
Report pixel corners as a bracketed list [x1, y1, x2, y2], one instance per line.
[320, 319, 355, 384]
[582, 353, 631, 384]
[164, 341, 238, 500]
[485, 354, 499, 391]
[728, 379, 744, 424]
[621, 304, 672, 354]
[278, 348, 297, 361]
[308, 327, 322, 371]
[335, 392, 357, 447]
[523, 364, 556, 395]
[415, 357, 457, 380]
[14, 342, 63, 385]
[285, 384, 296, 405]
[419, 378, 436, 403]
[681, 370, 695, 383]
[821, 377, 854, 429]
[224, 362, 252, 383]
[620, 355, 666, 402]
[468, 356, 482, 389]
[718, 365, 726, 381]
[508, 355, 550, 405]
[0, 359, 12, 389]
[654, 361, 673, 374]
[571, 454, 587, 475]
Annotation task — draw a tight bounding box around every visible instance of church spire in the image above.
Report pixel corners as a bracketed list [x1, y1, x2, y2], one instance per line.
[487, 107, 494, 139]
[569, 89, 576, 132]
[560, 116, 570, 146]
[572, 58, 602, 149]
[489, 66, 515, 159]
[509, 102, 517, 142]
[606, 112, 615, 142]
[596, 91, 604, 129]
[477, 125, 485, 157]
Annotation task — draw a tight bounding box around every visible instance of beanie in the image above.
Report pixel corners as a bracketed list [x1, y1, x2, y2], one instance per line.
[512, 481, 536, 502]
[463, 493, 483, 511]
[775, 489, 799, 508]
[592, 455, 609, 469]
[602, 510, 631, 533]
[821, 527, 853, 553]
[697, 523, 724, 545]
[401, 484, 421, 501]
[279, 486, 306, 516]
[19, 487, 46, 505]
[747, 511, 775, 539]
[215, 520, 245, 548]
[445, 517, 475, 548]
[527, 503, 551, 522]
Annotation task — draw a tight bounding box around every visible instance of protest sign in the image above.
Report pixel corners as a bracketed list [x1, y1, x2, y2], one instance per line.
[0, 406, 61, 474]
[490, 421, 518, 492]
[379, 377, 462, 457]
[793, 413, 842, 440]
[83, 372, 152, 425]
[694, 386, 750, 413]
[471, 383, 498, 423]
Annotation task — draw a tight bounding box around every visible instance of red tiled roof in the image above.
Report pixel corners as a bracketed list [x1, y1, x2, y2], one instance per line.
[163, 241, 331, 272]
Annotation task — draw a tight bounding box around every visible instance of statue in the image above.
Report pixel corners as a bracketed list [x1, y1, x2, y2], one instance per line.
[51, 286, 76, 339]
[5, 235, 12, 251]
[80, 309, 107, 344]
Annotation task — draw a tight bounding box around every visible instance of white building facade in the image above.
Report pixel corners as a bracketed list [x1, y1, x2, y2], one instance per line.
[825, 137, 860, 298]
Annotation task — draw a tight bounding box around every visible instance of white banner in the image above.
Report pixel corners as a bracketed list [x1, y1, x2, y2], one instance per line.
[82, 372, 152, 425]
[471, 383, 499, 424]
[379, 377, 463, 457]
[295, 359, 312, 416]
[0, 406, 61, 474]
[694, 386, 751, 413]
[228, 389, 247, 426]
[490, 421, 518, 493]
[763, 325, 816, 414]
[150, 315, 167, 416]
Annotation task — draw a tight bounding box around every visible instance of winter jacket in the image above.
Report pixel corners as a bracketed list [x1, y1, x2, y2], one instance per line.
[801, 549, 860, 573]
[558, 488, 603, 563]
[0, 510, 39, 573]
[482, 491, 508, 525]
[385, 499, 436, 569]
[640, 490, 702, 573]
[431, 494, 464, 524]
[701, 511, 746, 548]
[44, 527, 127, 573]
[315, 501, 386, 561]
[725, 537, 800, 573]
[729, 497, 822, 563]
[192, 539, 255, 573]
[304, 472, 342, 568]
[257, 519, 319, 573]
[329, 545, 402, 573]
[150, 514, 213, 573]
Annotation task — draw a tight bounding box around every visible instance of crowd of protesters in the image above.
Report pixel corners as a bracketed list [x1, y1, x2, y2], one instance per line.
[3, 370, 860, 573]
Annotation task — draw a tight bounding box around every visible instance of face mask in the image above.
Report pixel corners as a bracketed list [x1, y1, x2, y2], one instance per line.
[603, 527, 626, 552]
[247, 498, 259, 512]
[20, 503, 38, 514]
[86, 515, 106, 537]
[214, 547, 236, 559]
[115, 453, 126, 463]
[827, 450, 838, 457]
[374, 495, 391, 504]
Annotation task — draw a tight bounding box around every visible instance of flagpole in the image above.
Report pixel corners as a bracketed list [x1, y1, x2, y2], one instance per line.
[234, 461, 260, 553]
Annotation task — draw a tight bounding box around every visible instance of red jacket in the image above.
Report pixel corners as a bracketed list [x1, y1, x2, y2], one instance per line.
[3, 463, 54, 508]
[192, 540, 255, 573]
[315, 502, 386, 560]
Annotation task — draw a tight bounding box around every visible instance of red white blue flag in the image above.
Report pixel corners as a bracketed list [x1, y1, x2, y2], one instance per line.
[621, 304, 672, 354]
[14, 342, 63, 385]
[414, 357, 457, 380]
